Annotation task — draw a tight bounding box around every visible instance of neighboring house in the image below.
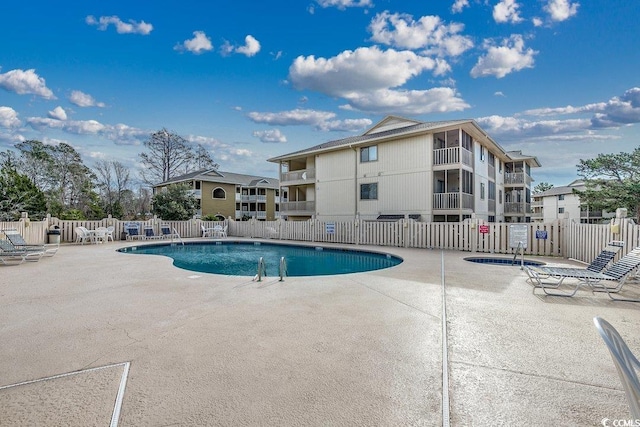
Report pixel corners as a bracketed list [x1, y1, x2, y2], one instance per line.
[153, 169, 280, 220]
[531, 180, 614, 223]
[268, 115, 540, 223]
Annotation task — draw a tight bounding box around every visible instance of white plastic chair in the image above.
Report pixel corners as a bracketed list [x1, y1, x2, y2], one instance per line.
[105, 226, 115, 242]
[594, 316, 640, 418]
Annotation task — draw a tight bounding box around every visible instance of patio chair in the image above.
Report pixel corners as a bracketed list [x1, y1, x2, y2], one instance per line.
[526, 240, 625, 288]
[126, 225, 144, 241]
[74, 226, 92, 245]
[529, 247, 640, 300]
[3, 229, 58, 256]
[201, 225, 216, 238]
[143, 226, 161, 239]
[213, 224, 227, 239]
[0, 239, 43, 263]
[593, 317, 640, 419]
[160, 225, 180, 239]
[105, 226, 115, 242]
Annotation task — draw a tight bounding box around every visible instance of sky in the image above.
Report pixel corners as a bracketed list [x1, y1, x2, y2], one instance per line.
[1, 0, 639, 187]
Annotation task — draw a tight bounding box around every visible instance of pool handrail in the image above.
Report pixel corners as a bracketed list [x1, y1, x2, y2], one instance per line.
[256, 257, 267, 282]
[279, 257, 287, 282]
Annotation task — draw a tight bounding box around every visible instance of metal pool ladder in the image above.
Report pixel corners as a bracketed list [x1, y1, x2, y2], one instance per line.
[279, 257, 287, 282]
[255, 257, 267, 281]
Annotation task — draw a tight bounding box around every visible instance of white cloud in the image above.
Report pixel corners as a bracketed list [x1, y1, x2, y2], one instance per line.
[544, 0, 579, 22]
[0, 69, 55, 99]
[289, 46, 471, 114]
[493, 0, 524, 24]
[85, 15, 153, 35]
[290, 46, 448, 97]
[175, 31, 213, 54]
[339, 87, 469, 115]
[315, 0, 373, 10]
[253, 129, 287, 143]
[25, 116, 148, 145]
[494, 91, 506, 97]
[236, 35, 261, 57]
[0, 106, 21, 128]
[248, 109, 336, 126]
[48, 106, 67, 120]
[470, 35, 537, 78]
[368, 11, 473, 57]
[69, 90, 106, 108]
[247, 109, 373, 132]
[532, 17, 544, 27]
[477, 114, 591, 140]
[316, 118, 373, 132]
[520, 87, 640, 128]
[451, 0, 469, 13]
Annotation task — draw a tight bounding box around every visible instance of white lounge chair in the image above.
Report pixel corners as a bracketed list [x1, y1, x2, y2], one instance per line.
[4, 229, 58, 256]
[0, 239, 43, 263]
[143, 226, 162, 239]
[126, 225, 144, 241]
[526, 240, 624, 287]
[160, 225, 180, 239]
[594, 317, 640, 418]
[529, 247, 640, 300]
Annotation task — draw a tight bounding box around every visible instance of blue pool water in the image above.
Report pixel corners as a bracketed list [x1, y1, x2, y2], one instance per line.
[118, 241, 402, 276]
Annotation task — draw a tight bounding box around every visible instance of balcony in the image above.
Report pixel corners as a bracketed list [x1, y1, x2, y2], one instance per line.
[280, 200, 315, 215]
[433, 192, 474, 210]
[581, 209, 604, 218]
[504, 202, 531, 214]
[188, 189, 202, 199]
[281, 168, 315, 185]
[433, 147, 472, 167]
[504, 172, 532, 186]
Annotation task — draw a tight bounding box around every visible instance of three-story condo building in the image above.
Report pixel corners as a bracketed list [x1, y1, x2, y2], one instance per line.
[268, 116, 540, 222]
[153, 169, 280, 220]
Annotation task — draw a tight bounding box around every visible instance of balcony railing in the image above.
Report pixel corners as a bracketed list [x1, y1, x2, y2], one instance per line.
[433, 192, 474, 210]
[280, 201, 315, 214]
[188, 189, 202, 199]
[504, 172, 532, 186]
[504, 202, 531, 214]
[581, 210, 604, 218]
[433, 147, 472, 167]
[281, 168, 315, 184]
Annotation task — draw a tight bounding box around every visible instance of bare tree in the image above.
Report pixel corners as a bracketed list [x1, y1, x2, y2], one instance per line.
[139, 129, 195, 185]
[95, 160, 131, 217]
[194, 144, 219, 171]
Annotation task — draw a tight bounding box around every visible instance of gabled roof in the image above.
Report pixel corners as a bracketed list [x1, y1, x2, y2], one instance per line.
[535, 180, 585, 197]
[155, 169, 279, 189]
[268, 117, 480, 162]
[505, 150, 542, 168]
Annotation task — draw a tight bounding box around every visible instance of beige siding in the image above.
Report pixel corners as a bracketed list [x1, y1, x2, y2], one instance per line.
[356, 172, 431, 220]
[316, 150, 356, 220]
[201, 182, 236, 218]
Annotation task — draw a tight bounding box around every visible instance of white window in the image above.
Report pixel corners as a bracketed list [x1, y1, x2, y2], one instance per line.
[360, 146, 378, 163]
[360, 183, 378, 200]
[212, 187, 226, 199]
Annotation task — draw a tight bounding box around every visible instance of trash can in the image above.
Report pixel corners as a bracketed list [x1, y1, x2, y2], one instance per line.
[47, 226, 61, 244]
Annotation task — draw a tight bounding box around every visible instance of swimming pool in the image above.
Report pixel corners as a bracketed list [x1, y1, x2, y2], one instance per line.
[118, 241, 403, 276]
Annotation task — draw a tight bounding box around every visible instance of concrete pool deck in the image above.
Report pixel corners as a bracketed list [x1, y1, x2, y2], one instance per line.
[1, 239, 639, 426]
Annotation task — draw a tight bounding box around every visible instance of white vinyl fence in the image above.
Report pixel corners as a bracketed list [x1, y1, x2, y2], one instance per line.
[2, 213, 638, 265]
